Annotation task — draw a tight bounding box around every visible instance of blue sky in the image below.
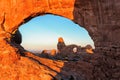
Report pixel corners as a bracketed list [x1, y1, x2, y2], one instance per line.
[19, 14, 94, 51]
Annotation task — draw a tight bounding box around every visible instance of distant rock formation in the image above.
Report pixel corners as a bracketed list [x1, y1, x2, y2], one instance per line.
[40, 49, 57, 58]
[85, 44, 94, 54]
[56, 38, 94, 61]
[57, 37, 93, 54]
[57, 37, 66, 53]
[40, 43, 93, 61]
[40, 50, 49, 58]
[60, 44, 80, 54]
[73, 47, 77, 53]
[50, 49, 57, 56]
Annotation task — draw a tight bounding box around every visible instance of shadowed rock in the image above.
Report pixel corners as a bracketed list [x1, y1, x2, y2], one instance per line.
[85, 44, 94, 54]
[39, 49, 57, 59]
[39, 50, 49, 58]
[11, 30, 22, 44]
[57, 37, 66, 53]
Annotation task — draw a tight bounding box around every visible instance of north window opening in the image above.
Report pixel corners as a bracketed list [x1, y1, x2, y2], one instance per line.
[19, 14, 95, 54]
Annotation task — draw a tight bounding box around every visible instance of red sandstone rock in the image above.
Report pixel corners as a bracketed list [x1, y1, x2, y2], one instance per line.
[0, 0, 120, 80]
[57, 37, 66, 53]
[50, 49, 57, 56]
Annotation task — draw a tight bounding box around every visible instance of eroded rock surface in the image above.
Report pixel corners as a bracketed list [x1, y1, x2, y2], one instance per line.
[0, 0, 120, 80]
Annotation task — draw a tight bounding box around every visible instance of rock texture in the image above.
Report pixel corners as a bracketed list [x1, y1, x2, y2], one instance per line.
[0, 0, 120, 80]
[57, 37, 66, 53]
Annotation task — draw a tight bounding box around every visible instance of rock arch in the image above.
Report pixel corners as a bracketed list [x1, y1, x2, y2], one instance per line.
[0, 0, 76, 63]
[0, 0, 119, 52]
[0, 0, 120, 80]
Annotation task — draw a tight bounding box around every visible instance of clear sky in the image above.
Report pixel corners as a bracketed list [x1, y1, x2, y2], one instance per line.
[19, 14, 94, 51]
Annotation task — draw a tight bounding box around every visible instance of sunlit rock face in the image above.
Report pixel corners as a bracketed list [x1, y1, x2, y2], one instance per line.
[0, 0, 75, 65]
[0, 0, 120, 80]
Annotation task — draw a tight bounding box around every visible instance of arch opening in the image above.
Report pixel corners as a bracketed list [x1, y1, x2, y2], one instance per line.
[18, 14, 94, 55]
